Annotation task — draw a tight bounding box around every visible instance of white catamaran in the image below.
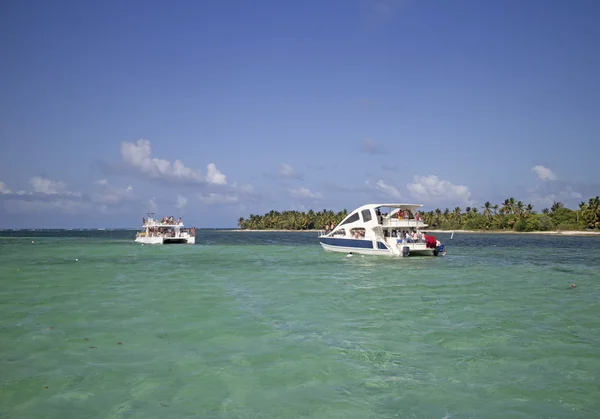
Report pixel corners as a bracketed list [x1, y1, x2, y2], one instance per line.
[135, 213, 196, 245]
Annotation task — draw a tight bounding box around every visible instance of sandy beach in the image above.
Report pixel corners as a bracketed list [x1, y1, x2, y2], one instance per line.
[426, 229, 600, 236]
[224, 229, 600, 236]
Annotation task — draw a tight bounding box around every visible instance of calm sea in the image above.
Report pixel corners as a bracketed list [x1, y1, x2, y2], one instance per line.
[1, 229, 599, 418]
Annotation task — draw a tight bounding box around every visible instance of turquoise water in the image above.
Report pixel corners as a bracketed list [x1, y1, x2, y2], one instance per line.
[1, 230, 599, 418]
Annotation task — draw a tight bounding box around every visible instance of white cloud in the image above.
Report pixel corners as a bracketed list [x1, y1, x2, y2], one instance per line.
[288, 186, 321, 199]
[120, 139, 227, 185]
[530, 186, 583, 209]
[206, 163, 227, 185]
[407, 175, 472, 206]
[91, 181, 136, 206]
[274, 163, 302, 180]
[368, 179, 402, 198]
[0, 181, 12, 195]
[29, 176, 80, 196]
[1, 178, 141, 216]
[4, 199, 92, 215]
[198, 193, 239, 206]
[279, 163, 296, 177]
[531, 165, 557, 181]
[175, 194, 188, 209]
[232, 183, 255, 194]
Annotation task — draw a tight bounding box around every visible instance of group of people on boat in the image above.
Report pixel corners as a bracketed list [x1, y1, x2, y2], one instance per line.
[351, 228, 366, 238]
[382, 229, 439, 247]
[385, 229, 425, 242]
[137, 226, 196, 238]
[396, 209, 423, 221]
[142, 216, 182, 225]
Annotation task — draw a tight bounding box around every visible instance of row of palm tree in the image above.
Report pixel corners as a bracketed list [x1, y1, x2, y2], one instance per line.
[237, 209, 347, 230]
[237, 196, 600, 231]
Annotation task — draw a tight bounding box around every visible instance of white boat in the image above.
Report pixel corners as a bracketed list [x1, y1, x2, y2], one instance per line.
[135, 213, 196, 245]
[318, 204, 446, 257]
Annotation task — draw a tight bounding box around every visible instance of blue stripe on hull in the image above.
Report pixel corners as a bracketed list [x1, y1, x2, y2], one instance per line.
[319, 237, 389, 250]
[319, 237, 373, 249]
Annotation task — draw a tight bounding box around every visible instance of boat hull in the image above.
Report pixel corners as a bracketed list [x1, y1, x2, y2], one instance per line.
[317, 203, 446, 257]
[135, 236, 195, 245]
[319, 237, 441, 257]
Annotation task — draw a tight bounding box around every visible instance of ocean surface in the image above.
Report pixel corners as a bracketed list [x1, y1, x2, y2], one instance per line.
[1, 229, 599, 419]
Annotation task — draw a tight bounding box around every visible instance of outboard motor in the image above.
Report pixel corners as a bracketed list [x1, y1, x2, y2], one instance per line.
[401, 246, 410, 257]
[439, 244, 445, 254]
[434, 246, 439, 256]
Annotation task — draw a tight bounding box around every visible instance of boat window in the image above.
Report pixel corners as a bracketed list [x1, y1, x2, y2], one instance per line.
[340, 213, 360, 226]
[350, 228, 365, 238]
[361, 209, 372, 222]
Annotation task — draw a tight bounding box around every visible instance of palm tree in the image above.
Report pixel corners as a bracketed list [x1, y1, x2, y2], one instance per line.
[551, 201, 564, 214]
[492, 204, 499, 216]
[582, 196, 600, 229]
[525, 204, 534, 215]
[434, 208, 442, 226]
[239, 197, 598, 232]
[500, 199, 512, 215]
[481, 202, 493, 219]
[423, 211, 435, 226]
[515, 201, 525, 219]
[452, 207, 462, 225]
[509, 198, 517, 212]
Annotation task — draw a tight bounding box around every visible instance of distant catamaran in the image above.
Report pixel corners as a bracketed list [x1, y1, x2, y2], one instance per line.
[135, 213, 196, 244]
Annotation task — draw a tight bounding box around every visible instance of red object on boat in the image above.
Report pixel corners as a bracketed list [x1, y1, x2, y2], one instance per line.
[425, 235, 437, 249]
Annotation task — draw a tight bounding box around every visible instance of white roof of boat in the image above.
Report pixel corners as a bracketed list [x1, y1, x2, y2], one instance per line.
[357, 203, 423, 210]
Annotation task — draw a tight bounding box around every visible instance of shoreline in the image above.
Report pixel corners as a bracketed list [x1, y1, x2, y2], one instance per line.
[222, 229, 600, 236]
[427, 229, 600, 236]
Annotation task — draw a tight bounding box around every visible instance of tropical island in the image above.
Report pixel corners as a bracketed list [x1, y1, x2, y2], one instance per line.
[236, 197, 600, 233]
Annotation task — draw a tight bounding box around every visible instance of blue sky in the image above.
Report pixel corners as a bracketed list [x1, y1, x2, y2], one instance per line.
[1, 0, 598, 228]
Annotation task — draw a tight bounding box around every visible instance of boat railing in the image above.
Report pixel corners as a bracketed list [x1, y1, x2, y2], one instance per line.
[382, 218, 426, 228]
[143, 221, 183, 227]
[395, 237, 426, 245]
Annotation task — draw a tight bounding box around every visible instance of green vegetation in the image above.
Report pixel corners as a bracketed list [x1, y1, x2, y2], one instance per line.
[237, 197, 600, 232]
[238, 209, 347, 230]
[423, 197, 599, 232]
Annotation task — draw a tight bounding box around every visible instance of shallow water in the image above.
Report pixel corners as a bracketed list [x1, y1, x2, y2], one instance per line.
[1, 230, 599, 418]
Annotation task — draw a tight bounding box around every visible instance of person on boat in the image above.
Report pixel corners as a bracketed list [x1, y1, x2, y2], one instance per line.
[425, 234, 438, 249]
